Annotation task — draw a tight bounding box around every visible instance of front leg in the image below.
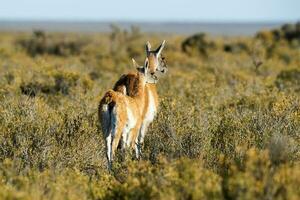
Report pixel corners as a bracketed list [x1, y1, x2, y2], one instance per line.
[138, 121, 150, 146]
[136, 121, 150, 158]
[129, 123, 142, 160]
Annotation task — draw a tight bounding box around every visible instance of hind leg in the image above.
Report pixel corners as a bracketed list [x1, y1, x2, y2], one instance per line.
[111, 123, 125, 162]
[121, 127, 129, 150]
[105, 134, 113, 169]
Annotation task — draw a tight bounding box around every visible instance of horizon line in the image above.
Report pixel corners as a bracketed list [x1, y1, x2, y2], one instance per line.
[0, 18, 298, 24]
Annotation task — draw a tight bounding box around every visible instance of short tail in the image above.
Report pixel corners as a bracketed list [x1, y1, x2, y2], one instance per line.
[99, 91, 116, 137]
[99, 91, 119, 167]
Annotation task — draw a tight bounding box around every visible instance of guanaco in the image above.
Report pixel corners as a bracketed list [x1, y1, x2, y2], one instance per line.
[112, 41, 167, 158]
[99, 57, 160, 167]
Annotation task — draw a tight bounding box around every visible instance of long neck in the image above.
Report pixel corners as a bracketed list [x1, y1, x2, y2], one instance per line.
[146, 83, 158, 108]
[146, 83, 157, 92]
[134, 72, 146, 99]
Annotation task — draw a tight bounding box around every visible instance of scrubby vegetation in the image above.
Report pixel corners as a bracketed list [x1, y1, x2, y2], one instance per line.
[16, 30, 87, 57]
[0, 22, 300, 199]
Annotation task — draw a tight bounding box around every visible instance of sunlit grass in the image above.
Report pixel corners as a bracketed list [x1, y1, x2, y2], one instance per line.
[0, 23, 299, 199]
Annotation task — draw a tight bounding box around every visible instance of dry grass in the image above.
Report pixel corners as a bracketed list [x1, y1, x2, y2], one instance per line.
[0, 23, 300, 199]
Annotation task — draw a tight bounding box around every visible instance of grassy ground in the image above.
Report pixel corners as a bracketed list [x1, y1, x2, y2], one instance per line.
[0, 24, 300, 199]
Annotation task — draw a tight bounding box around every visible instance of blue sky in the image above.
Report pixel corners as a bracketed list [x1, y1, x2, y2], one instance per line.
[0, 0, 299, 22]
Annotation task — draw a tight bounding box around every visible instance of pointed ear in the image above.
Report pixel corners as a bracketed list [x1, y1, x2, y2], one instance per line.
[133, 58, 143, 73]
[145, 41, 151, 55]
[132, 58, 139, 68]
[155, 40, 166, 56]
[143, 57, 149, 72]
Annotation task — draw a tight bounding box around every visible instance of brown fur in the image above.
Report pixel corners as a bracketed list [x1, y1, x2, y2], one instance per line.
[147, 53, 159, 74]
[112, 49, 166, 151]
[100, 41, 167, 165]
[113, 74, 159, 126]
[113, 55, 165, 110]
[99, 71, 146, 162]
[113, 72, 140, 96]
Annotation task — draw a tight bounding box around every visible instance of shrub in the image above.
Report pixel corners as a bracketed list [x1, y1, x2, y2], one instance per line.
[53, 72, 79, 95]
[1, 26, 300, 199]
[255, 21, 300, 58]
[109, 25, 142, 58]
[223, 42, 249, 54]
[275, 69, 300, 92]
[20, 81, 54, 97]
[17, 30, 86, 57]
[281, 22, 300, 43]
[181, 33, 216, 56]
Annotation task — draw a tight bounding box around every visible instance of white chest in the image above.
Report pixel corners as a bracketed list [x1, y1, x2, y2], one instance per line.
[144, 89, 157, 123]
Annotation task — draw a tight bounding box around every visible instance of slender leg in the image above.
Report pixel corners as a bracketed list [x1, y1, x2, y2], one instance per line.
[126, 128, 133, 148]
[105, 134, 112, 169]
[137, 121, 150, 156]
[139, 121, 150, 144]
[111, 125, 124, 160]
[135, 136, 140, 160]
[120, 128, 129, 161]
[130, 124, 142, 159]
[122, 127, 128, 149]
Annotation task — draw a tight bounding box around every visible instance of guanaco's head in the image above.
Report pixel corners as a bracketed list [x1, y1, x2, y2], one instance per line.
[132, 58, 158, 84]
[145, 40, 168, 77]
